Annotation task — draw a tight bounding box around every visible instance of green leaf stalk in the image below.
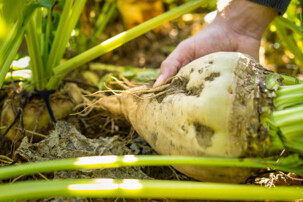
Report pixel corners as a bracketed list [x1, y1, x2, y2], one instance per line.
[0, 178, 302, 201]
[1, 155, 302, 182]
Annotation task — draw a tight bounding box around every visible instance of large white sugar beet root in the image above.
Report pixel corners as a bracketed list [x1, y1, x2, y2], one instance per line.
[99, 52, 271, 183]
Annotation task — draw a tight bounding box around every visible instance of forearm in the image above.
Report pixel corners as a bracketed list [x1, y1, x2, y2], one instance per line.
[216, 0, 278, 40]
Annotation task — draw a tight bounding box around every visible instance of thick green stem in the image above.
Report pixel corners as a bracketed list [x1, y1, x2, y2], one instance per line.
[0, 2, 40, 89]
[0, 178, 302, 201]
[43, 7, 52, 63]
[281, 74, 303, 85]
[270, 81, 303, 155]
[274, 105, 303, 128]
[45, 0, 73, 76]
[53, 0, 87, 66]
[45, 0, 87, 89]
[272, 105, 303, 154]
[26, 10, 45, 90]
[274, 84, 303, 109]
[1, 155, 302, 181]
[0, 23, 24, 88]
[46, 0, 209, 90]
[35, 8, 43, 50]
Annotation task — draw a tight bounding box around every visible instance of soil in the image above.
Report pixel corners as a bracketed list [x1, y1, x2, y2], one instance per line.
[0, 9, 302, 202]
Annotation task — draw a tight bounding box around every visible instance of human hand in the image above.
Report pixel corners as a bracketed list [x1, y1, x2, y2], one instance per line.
[154, 0, 278, 87]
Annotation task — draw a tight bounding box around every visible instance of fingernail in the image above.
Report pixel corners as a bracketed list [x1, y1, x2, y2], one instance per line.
[153, 74, 164, 88]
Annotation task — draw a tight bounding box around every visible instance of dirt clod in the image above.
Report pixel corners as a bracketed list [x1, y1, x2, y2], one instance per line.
[15, 121, 151, 180]
[205, 72, 220, 81]
[155, 76, 189, 103]
[193, 122, 214, 149]
[188, 84, 204, 97]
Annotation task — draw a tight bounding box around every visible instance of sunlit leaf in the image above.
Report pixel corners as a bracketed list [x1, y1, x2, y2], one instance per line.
[0, 0, 27, 22]
[0, 0, 41, 25]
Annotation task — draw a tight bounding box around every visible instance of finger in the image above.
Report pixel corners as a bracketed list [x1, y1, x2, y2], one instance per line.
[154, 40, 194, 87]
[153, 58, 180, 87]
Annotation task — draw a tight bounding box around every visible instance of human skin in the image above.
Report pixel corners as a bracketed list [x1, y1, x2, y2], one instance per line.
[154, 0, 278, 87]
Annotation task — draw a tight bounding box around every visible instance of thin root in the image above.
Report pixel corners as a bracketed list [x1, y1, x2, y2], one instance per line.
[76, 76, 175, 116]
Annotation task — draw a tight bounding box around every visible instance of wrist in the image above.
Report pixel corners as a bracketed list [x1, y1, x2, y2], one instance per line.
[216, 0, 278, 40]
